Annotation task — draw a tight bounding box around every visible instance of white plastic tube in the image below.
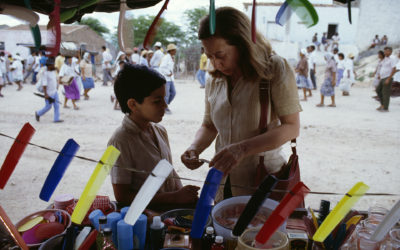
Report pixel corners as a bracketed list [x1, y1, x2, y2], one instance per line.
[73, 226, 91, 250]
[370, 200, 400, 242]
[124, 159, 173, 225]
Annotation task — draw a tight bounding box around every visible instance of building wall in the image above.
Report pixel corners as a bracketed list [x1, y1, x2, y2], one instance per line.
[245, 3, 359, 47]
[0, 30, 51, 58]
[355, 0, 400, 50]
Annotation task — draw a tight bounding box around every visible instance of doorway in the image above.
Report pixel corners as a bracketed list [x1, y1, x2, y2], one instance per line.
[327, 24, 338, 39]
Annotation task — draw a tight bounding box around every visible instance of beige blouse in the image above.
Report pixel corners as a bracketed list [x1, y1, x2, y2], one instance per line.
[203, 55, 302, 200]
[80, 60, 93, 78]
[108, 116, 182, 194]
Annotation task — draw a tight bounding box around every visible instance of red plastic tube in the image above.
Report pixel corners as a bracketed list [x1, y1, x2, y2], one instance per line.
[0, 123, 35, 189]
[0, 205, 29, 250]
[255, 182, 310, 245]
[78, 229, 97, 250]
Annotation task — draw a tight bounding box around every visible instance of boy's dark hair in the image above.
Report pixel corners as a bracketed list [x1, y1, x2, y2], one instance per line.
[114, 64, 166, 114]
[378, 50, 384, 57]
[384, 46, 392, 51]
[338, 53, 344, 58]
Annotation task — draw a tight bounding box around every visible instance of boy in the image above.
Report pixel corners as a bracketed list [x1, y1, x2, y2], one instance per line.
[108, 64, 199, 209]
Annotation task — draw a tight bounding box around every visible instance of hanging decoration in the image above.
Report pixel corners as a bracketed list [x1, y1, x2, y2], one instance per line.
[23, 0, 41, 50]
[209, 0, 216, 35]
[334, 0, 355, 24]
[143, 0, 169, 50]
[251, 0, 257, 43]
[47, 0, 61, 57]
[60, 0, 98, 23]
[275, 1, 293, 26]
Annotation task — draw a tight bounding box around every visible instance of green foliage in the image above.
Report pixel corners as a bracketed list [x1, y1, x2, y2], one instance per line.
[113, 15, 186, 49]
[78, 17, 110, 37]
[183, 7, 208, 44]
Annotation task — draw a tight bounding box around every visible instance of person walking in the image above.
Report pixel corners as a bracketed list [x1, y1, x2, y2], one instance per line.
[23, 51, 36, 84]
[139, 50, 149, 67]
[336, 53, 345, 88]
[55, 53, 65, 73]
[296, 49, 312, 101]
[159, 44, 177, 114]
[307, 45, 317, 90]
[0, 52, 6, 96]
[312, 33, 320, 51]
[376, 47, 397, 112]
[34, 57, 63, 123]
[59, 56, 80, 110]
[101, 46, 113, 86]
[150, 42, 163, 69]
[131, 47, 140, 64]
[317, 53, 337, 107]
[196, 47, 207, 88]
[80, 52, 95, 100]
[340, 53, 356, 96]
[10, 54, 23, 91]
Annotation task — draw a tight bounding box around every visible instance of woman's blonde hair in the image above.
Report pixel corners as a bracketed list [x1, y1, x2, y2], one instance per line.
[198, 7, 274, 81]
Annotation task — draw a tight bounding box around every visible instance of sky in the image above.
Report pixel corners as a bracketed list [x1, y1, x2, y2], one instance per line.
[0, 0, 246, 33]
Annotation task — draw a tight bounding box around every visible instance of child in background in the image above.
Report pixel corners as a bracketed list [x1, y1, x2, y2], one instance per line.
[108, 64, 199, 209]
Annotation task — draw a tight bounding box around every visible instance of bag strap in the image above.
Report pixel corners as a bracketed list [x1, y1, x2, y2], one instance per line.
[258, 80, 297, 155]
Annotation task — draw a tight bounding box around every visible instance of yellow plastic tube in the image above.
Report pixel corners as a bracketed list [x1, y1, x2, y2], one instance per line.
[313, 182, 369, 242]
[71, 146, 120, 224]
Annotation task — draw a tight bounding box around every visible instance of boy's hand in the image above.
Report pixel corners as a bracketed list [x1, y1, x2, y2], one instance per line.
[175, 185, 200, 204]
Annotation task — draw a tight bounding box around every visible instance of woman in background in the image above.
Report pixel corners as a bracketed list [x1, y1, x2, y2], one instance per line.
[295, 49, 312, 101]
[59, 56, 80, 110]
[317, 53, 337, 107]
[80, 52, 95, 100]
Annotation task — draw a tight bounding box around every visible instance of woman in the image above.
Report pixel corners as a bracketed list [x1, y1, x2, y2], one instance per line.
[373, 51, 385, 89]
[180, 7, 301, 201]
[80, 52, 95, 100]
[317, 53, 337, 107]
[295, 49, 312, 101]
[59, 56, 80, 110]
[336, 53, 345, 88]
[11, 55, 23, 91]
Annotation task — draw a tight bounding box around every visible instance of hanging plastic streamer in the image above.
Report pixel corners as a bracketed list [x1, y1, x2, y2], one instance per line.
[23, 0, 41, 49]
[347, 0, 352, 24]
[143, 0, 169, 50]
[285, 0, 318, 28]
[118, 0, 134, 52]
[60, 0, 97, 23]
[209, 0, 216, 35]
[47, 0, 61, 57]
[251, 0, 256, 43]
[275, 1, 293, 26]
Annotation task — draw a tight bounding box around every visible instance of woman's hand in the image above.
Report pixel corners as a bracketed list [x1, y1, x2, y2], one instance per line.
[209, 143, 247, 176]
[174, 185, 200, 204]
[181, 148, 204, 170]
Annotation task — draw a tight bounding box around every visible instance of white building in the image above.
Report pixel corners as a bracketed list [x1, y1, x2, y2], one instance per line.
[243, 0, 400, 53]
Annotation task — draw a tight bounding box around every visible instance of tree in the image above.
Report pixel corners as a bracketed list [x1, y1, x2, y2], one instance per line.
[183, 7, 208, 44]
[112, 15, 186, 49]
[78, 17, 110, 37]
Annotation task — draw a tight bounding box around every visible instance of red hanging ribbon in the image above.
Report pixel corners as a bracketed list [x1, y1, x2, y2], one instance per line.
[143, 0, 170, 50]
[251, 0, 257, 43]
[47, 0, 61, 56]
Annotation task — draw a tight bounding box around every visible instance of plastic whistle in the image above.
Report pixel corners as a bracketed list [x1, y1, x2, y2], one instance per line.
[0, 123, 35, 189]
[190, 167, 223, 239]
[124, 159, 173, 225]
[71, 146, 120, 224]
[370, 200, 400, 242]
[0, 205, 29, 250]
[255, 182, 310, 246]
[313, 182, 369, 242]
[232, 175, 278, 237]
[39, 139, 80, 201]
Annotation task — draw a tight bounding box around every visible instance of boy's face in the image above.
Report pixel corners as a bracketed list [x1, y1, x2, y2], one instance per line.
[132, 85, 167, 123]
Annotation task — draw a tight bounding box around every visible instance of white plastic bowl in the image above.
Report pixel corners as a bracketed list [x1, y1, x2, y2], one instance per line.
[211, 196, 286, 240]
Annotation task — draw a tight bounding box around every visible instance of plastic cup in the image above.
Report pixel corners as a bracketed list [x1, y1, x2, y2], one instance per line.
[237, 228, 288, 250]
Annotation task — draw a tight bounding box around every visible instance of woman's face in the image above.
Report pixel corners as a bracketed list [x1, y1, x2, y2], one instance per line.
[201, 37, 240, 77]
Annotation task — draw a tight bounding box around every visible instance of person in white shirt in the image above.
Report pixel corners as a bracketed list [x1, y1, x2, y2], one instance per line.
[332, 32, 340, 50]
[150, 41, 164, 69]
[159, 43, 177, 113]
[0, 52, 6, 97]
[336, 53, 345, 88]
[131, 47, 140, 64]
[35, 57, 63, 123]
[376, 47, 397, 111]
[373, 51, 385, 89]
[59, 56, 80, 110]
[339, 53, 356, 96]
[24, 51, 36, 83]
[139, 50, 149, 67]
[307, 45, 317, 89]
[11, 54, 23, 91]
[102, 46, 113, 86]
